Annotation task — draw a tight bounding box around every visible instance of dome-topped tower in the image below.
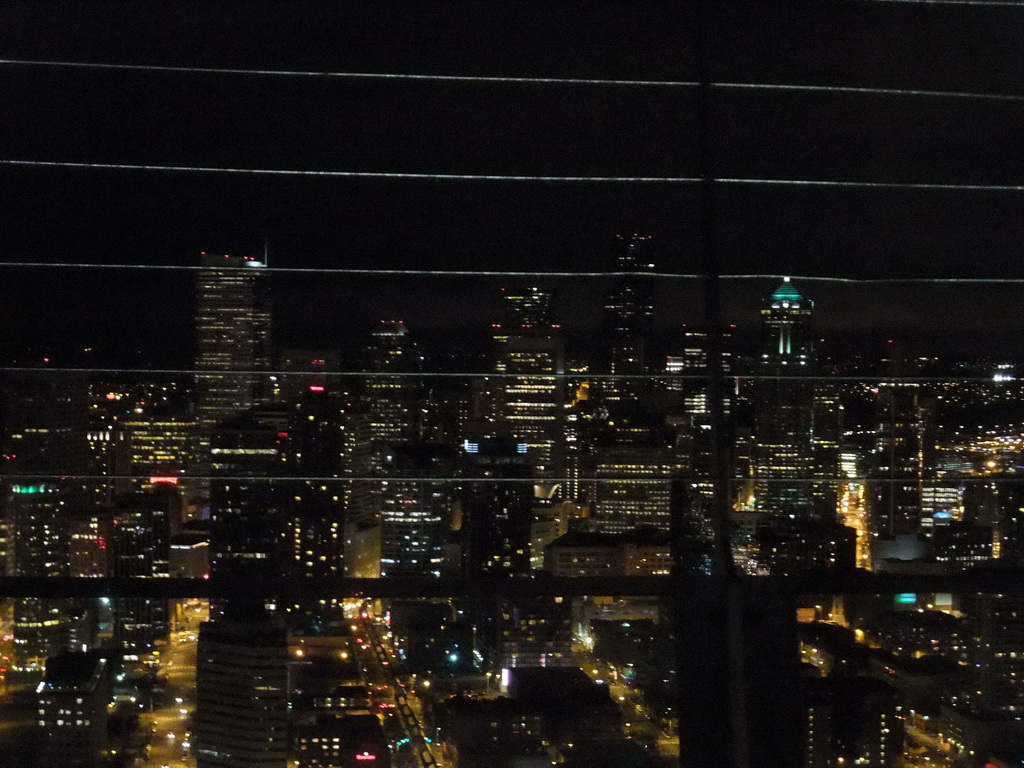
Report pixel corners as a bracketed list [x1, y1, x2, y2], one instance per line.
[761, 277, 814, 362]
[753, 277, 817, 520]
[770, 276, 805, 306]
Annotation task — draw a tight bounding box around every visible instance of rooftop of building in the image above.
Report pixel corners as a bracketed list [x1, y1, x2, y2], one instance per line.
[547, 527, 671, 550]
[771, 276, 803, 302]
[170, 531, 210, 547]
[41, 652, 108, 694]
[507, 666, 611, 705]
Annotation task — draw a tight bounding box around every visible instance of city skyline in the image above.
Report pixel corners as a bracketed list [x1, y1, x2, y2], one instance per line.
[6, 3, 1024, 767]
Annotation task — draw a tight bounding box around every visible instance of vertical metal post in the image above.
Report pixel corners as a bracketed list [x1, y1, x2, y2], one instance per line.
[674, 5, 751, 767]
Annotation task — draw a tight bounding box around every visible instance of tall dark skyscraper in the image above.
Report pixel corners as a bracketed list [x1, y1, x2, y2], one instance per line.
[871, 347, 936, 541]
[194, 253, 272, 501]
[279, 386, 345, 581]
[461, 437, 533, 576]
[752, 278, 816, 521]
[208, 407, 289, 579]
[195, 608, 289, 768]
[602, 233, 655, 402]
[108, 488, 176, 652]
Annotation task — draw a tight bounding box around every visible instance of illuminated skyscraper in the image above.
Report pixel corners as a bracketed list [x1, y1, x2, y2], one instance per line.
[2, 371, 90, 676]
[279, 386, 345, 581]
[108, 488, 177, 652]
[752, 278, 816, 520]
[379, 444, 456, 577]
[589, 411, 681, 534]
[493, 287, 565, 479]
[871, 347, 936, 540]
[602, 233, 655, 402]
[194, 253, 272, 500]
[364, 320, 424, 468]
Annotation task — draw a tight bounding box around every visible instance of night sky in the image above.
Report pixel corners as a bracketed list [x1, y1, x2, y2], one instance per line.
[3, 2, 1024, 361]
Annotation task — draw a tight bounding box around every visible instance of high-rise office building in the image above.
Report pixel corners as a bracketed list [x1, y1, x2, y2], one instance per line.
[752, 278, 816, 521]
[803, 676, 903, 767]
[589, 409, 681, 534]
[602, 233, 655, 402]
[379, 444, 456, 577]
[194, 253, 272, 501]
[591, 445, 678, 533]
[2, 371, 90, 676]
[871, 352, 936, 540]
[9, 483, 76, 675]
[35, 651, 112, 768]
[279, 387, 345, 581]
[195, 608, 290, 768]
[108, 488, 177, 652]
[364, 320, 424, 467]
[493, 287, 565, 480]
[461, 437, 533, 576]
[811, 385, 842, 519]
[209, 407, 289, 579]
[122, 412, 194, 487]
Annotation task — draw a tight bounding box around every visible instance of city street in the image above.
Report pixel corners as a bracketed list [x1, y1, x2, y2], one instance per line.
[138, 600, 205, 768]
[578, 651, 679, 760]
[354, 611, 447, 768]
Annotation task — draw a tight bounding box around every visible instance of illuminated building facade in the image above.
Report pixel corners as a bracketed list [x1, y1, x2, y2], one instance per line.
[493, 287, 565, 479]
[2, 371, 90, 675]
[121, 414, 193, 486]
[379, 444, 456, 578]
[69, 509, 110, 578]
[498, 597, 574, 669]
[293, 713, 391, 767]
[279, 387, 345, 581]
[9, 484, 78, 675]
[871, 347, 936, 541]
[194, 253, 272, 500]
[36, 652, 111, 768]
[588, 410, 681, 534]
[364, 320, 424, 468]
[752, 278, 816, 521]
[591, 445, 678, 533]
[543, 529, 672, 577]
[811, 384, 842, 518]
[109, 489, 176, 651]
